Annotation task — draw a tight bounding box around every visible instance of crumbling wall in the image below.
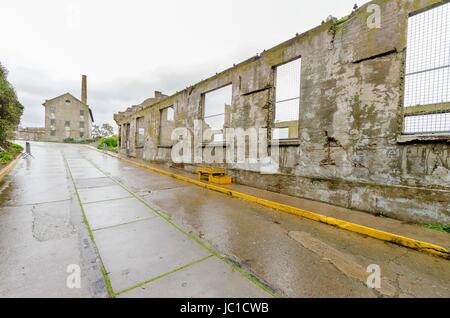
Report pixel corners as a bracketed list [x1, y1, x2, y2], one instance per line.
[114, 0, 449, 224]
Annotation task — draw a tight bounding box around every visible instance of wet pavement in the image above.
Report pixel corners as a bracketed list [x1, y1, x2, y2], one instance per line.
[1, 141, 449, 298]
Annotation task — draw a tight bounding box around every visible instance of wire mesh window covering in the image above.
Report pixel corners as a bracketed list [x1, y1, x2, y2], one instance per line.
[273, 58, 301, 139]
[159, 106, 175, 146]
[404, 2, 450, 134]
[135, 116, 145, 147]
[203, 85, 232, 143]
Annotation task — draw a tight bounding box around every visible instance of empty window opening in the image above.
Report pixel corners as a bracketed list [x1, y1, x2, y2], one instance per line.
[159, 106, 175, 146]
[80, 109, 84, 116]
[80, 132, 84, 138]
[50, 119, 56, 126]
[65, 121, 70, 128]
[135, 117, 145, 147]
[403, 3, 450, 134]
[273, 58, 301, 140]
[203, 85, 232, 143]
[65, 99, 71, 106]
[50, 130, 56, 136]
[80, 121, 85, 129]
[123, 123, 131, 150]
[50, 107, 56, 114]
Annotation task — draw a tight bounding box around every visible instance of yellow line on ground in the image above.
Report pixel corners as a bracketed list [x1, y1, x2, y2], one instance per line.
[88, 146, 450, 260]
[0, 153, 22, 181]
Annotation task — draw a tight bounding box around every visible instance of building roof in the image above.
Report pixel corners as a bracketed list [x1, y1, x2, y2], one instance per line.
[42, 92, 94, 122]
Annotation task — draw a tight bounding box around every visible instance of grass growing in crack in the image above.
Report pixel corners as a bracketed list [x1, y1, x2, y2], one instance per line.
[424, 224, 450, 234]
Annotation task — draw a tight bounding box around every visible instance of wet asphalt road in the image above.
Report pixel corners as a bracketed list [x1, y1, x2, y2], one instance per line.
[0, 142, 449, 298]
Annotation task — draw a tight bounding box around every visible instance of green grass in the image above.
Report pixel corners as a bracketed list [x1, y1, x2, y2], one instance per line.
[0, 142, 23, 165]
[424, 224, 450, 234]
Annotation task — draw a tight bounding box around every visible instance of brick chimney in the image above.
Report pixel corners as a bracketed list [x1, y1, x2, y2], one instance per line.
[81, 75, 87, 104]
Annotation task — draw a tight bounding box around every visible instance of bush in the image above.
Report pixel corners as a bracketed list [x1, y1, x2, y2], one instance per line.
[63, 137, 94, 144]
[0, 151, 13, 165]
[0, 63, 24, 147]
[63, 137, 76, 144]
[10, 143, 23, 153]
[97, 135, 118, 152]
[0, 142, 23, 165]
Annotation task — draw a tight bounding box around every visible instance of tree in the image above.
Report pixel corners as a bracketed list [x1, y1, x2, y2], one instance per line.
[92, 123, 115, 139]
[0, 63, 23, 147]
[101, 123, 114, 137]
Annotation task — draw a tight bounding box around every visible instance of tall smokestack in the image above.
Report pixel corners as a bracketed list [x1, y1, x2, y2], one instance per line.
[81, 75, 87, 104]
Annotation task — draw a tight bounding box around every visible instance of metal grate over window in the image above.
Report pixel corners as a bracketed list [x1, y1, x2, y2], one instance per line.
[273, 58, 301, 140]
[403, 2, 450, 134]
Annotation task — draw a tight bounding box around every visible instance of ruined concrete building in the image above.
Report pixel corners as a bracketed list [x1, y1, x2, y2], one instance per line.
[14, 127, 46, 141]
[114, 0, 450, 224]
[42, 75, 94, 141]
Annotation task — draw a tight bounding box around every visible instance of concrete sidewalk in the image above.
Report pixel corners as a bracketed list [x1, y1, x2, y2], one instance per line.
[64, 149, 271, 297]
[82, 145, 450, 298]
[1, 142, 450, 298]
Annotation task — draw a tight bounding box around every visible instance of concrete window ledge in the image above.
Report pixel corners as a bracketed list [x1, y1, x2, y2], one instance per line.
[397, 134, 450, 144]
[270, 140, 300, 147]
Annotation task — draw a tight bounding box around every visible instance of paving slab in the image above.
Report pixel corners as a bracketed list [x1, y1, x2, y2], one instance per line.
[0, 174, 70, 206]
[119, 256, 270, 298]
[93, 217, 211, 293]
[0, 202, 91, 298]
[74, 177, 117, 189]
[84, 197, 156, 230]
[70, 167, 106, 179]
[77, 185, 131, 204]
[66, 159, 94, 169]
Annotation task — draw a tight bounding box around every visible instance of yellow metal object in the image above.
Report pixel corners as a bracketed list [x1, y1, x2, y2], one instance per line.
[209, 175, 232, 185]
[197, 167, 226, 180]
[91, 146, 450, 260]
[197, 167, 225, 174]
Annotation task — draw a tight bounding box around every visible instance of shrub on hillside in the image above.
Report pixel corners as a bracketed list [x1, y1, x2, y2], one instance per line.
[0, 142, 23, 165]
[97, 135, 118, 152]
[0, 63, 23, 147]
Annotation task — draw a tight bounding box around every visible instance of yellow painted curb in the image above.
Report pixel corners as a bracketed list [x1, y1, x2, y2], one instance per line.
[0, 153, 22, 181]
[89, 146, 450, 260]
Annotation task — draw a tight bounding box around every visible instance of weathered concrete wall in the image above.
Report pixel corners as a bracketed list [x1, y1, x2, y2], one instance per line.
[15, 127, 46, 141]
[114, 0, 450, 224]
[43, 93, 93, 142]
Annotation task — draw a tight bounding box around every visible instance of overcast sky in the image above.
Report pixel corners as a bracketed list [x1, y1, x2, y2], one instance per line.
[0, 0, 367, 129]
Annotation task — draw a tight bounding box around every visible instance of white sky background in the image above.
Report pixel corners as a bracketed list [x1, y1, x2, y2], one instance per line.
[0, 0, 367, 129]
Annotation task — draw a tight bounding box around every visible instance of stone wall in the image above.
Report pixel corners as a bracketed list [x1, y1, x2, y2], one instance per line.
[15, 127, 46, 141]
[114, 0, 450, 224]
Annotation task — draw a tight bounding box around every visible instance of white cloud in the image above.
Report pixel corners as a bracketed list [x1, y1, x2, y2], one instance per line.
[0, 0, 367, 128]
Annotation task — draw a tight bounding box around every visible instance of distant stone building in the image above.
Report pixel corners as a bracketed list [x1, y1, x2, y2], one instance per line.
[42, 75, 94, 141]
